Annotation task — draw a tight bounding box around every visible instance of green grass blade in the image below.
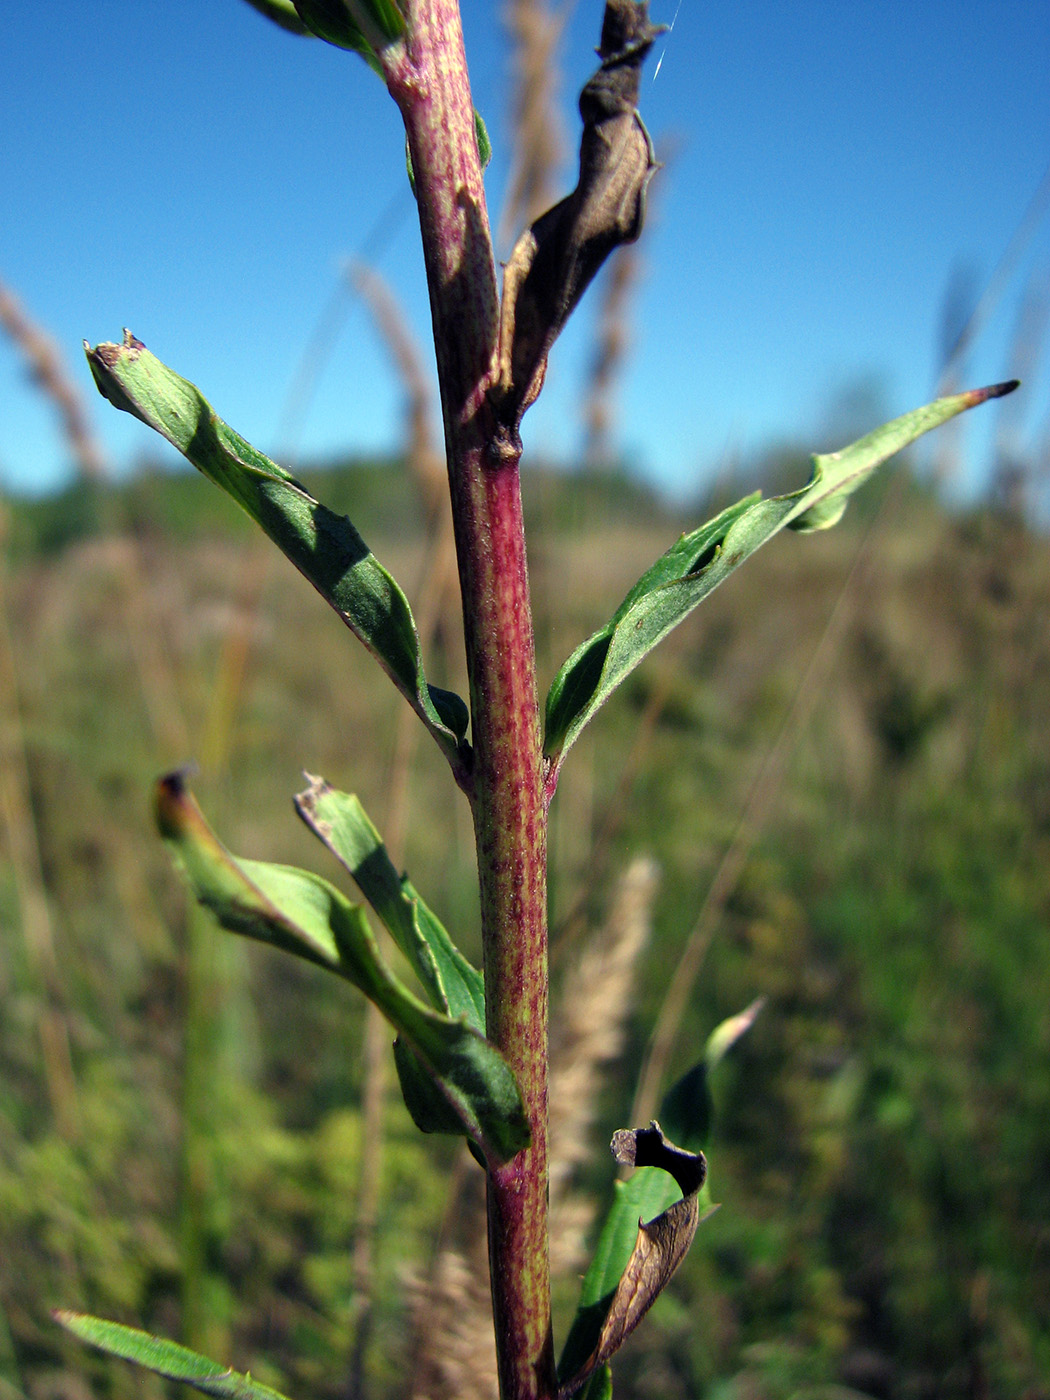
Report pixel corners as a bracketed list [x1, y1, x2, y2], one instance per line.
[85, 332, 470, 780]
[55, 1313, 293, 1400]
[544, 382, 1019, 771]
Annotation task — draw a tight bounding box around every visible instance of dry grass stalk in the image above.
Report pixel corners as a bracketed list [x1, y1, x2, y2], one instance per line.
[406, 1242, 499, 1400]
[349, 258, 463, 851]
[932, 161, 1050, 487]
[0, 509, 79, 1138]
[548, 855, 658, 1275]
[0, 278, 108, 481]
[349, 260, 446, 514]
[497, 0, 570, 251]
[580, 138, 674, 471]
[582, 245, 639, 471]
[990, 269, 1049, 516]
[346, 1001, 395, 1400]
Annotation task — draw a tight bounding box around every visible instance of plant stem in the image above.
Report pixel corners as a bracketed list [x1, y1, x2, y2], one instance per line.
[384, 6, 555, 1399]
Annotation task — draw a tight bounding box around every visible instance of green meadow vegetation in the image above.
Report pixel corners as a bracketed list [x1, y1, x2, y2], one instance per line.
[1, 454, 1048, 1399]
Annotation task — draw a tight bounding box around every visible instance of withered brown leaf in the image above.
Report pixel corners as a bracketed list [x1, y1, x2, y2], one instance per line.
[494, 0, 663, 442]
[558, 1121, 707, 1399]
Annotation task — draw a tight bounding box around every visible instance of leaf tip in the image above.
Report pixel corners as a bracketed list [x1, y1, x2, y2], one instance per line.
[154, 765, 201, 839]
[611, 1120, 707, 1196]
[85, 330, 150, 416]
[967, 378, 1021, 406]
[86, 328, 146, 370]
[156, 764, 197, 800]
[53, 1309, 92, 1342]
[296, 770, 327, 804]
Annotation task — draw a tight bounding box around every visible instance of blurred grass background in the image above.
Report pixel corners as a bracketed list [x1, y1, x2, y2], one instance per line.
[1, 448, 1047, 1400]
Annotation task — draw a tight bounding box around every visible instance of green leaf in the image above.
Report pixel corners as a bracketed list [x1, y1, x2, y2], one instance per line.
[544, 381, 1020, 771]
[250, 0, 407, 77]
[474, 109, 492, 171]
[301, 0, 404, 47]
[85, 332, 470, 781]
[294, 775, 485, 1029]
[155, 772, 528, 1165]
[558, 1001, 764, 1390]
[292, 776, 489, 1142]
[55, 1313, 292, 1400]
[578, 1367, 613, 1400]
[349, 0, 406, 43]
[392, 1035, 476, 1138]
[292, 0, 403, 72]
[659, 996, 766, 1153]
[241, 0, 314, 36]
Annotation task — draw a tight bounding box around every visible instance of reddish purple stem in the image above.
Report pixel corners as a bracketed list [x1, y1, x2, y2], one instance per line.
[384, 7, 556, 1399]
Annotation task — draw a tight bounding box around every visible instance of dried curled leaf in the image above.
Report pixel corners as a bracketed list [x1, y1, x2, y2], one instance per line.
[559, 1122, 706, 1398]
[494, 0, 663, 436]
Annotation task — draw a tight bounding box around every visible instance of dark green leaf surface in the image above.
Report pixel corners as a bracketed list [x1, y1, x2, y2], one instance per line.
[293, 0, 404, 57]
[55, 1313, 293, 1400]
[155, 773, 527, 1164]
[85, 332, 469, 780]
[544, 382, 1019, 770]
[295, 776, 485, 1028]
[393, 1035, 476, 1138]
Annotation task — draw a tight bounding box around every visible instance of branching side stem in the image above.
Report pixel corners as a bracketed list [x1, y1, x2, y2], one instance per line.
[383, 7, 556, 1399]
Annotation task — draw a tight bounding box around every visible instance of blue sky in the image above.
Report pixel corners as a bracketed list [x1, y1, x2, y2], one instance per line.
[2, 1, 1048, 501]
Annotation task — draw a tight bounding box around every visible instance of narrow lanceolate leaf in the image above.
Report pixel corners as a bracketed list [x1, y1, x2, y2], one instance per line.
[558, 1000, 764, 1394]
[294, 775, 488, 1140]
[294, 775, 485, 1028]
[557, 1125, 708, 1399]
[85, 332, 470, 784]
[544, 381, 1020, 772]
[155, 773, 528, 1164]
[659, 996, 766, 1153]
[55, 1313, 293, 1400]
